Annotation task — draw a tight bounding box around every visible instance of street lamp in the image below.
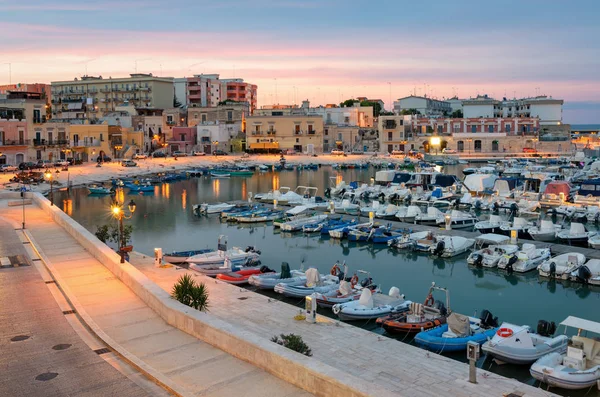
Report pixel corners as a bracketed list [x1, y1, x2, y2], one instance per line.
[466, 138, 473, 155]
[111, 197, 137, 263]
[44, 169, 60, 206]
[430, 136, 441, 155]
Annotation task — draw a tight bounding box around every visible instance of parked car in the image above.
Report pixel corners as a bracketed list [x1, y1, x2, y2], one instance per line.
[19, 162, 39, 170]
[331, 149, 344, 156]
[36, 160, 53, 168]
[97, 155, 112, 163]
[213, 150, 228, 156]
[172, 151, 188, 157]
[121, 160, 137, 167]
[191, 151, 206, 156]
[442, 148, 457, 154]
[54, 160, 70, 167]
[152, 152, 167, 158]
[132, 153, 148, 159]
[522, 147, 537, 153]
[0, 164, 18, 173]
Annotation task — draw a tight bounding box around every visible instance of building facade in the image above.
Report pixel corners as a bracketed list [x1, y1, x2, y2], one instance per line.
[185, 74, 257, 113]
[378, 115, 413, 153]
[393, 95, 451, 116]
[463, 95, 563, 125]
[246, 115, 324, 154]
[51, 74, 174, 124]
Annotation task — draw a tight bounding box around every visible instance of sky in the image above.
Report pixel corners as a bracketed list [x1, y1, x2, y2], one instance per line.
[1, 0, 599, 123]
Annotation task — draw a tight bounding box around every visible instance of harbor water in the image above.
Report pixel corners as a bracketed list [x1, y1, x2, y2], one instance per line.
[55, 165, 600, 395]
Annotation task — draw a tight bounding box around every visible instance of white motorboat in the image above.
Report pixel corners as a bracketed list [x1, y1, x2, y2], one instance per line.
[248, 262, 306, 290]
[429, 236, 475, 258]
[467, 234, 517, 268]
[497, 243, 551, 273]
[333, 199, 360, 215]
[589, 235, 600, 249]
[314, 271, 376, 309]
[190, 256, 259, 277]
[556, 223, 596, 245]
[332, 287, 412, 321]
[474, 214, 507, 234]
[186, 246, 260, 266]
[279, 214, 328, 232]
[499, 217, 533, 240]
[395, 205, 422, 223]
[258, 164, 270, 172]
[375, 204, 402, 220]
[481, 321, 568, 365]
[194, 202, 235, 214]
[436, 210, 477, 230]
[415, 207, 443, 226]
[530, 316, 600, 390]
[413, 232, 440, 252]
[538, 252, 586, 279]
[569, 259, 600, 285]
[388, 231, 431, 249]
[528, 219, 561, 242]
[274, 268, 339, 298]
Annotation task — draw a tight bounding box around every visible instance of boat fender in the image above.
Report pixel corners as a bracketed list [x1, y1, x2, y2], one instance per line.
[350, 274, 359, 288]
[424, 293, 435, 307]
[497, 328, 513, 338]
[332, 304, 341, 315]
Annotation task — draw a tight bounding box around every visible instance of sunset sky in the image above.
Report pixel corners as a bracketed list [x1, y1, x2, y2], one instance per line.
[1, 0, 599, 123]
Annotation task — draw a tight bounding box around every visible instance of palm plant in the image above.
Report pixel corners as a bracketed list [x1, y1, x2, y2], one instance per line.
[171, 274, 209, 312]
[271, 334, 312, 357]
[189, 281, 209, 311]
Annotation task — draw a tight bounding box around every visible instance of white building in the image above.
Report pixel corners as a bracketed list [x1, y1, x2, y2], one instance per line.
[196, 120, 242, 152]
[393, 95, 451, 116]
[463, 95, 563, 125]
[462, 95, 502, 118]
[256, 100, 374, 128]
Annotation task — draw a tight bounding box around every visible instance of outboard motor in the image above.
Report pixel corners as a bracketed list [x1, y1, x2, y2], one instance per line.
[453, 198, 460, 208]
[433, 240, 445, 257]
[549, 261, 556, 278]
[245, 246, 255, 253]
[472, 253, 484, 268]
[259, 265, 274, 273]
[474, 200, 482, 210]
[339, 188, 346, 196]
[492, 201, 500, 213]
[577, 265, 592, 283]
[480, 309, 499, 328]
[434, 301, 447, 316]
[506, 254, 518, 273]
[378, 192, 386, 202]
[360, 277, 373, 288]
[537, 320, 557, 337]
[324, 187, 331, 198]
[509, 202, 519, 216]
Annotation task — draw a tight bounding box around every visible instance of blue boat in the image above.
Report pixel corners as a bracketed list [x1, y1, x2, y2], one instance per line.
[126, 183, 155, 192]
[370, 227, 409, 244]
[320, 219, 358, 235]
[414, 314, 499, 353]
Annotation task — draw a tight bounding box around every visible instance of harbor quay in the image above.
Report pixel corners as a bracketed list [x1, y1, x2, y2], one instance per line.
[0, 192, 559, 397]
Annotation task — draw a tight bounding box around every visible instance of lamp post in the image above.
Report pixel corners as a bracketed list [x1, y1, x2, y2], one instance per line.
[111, 197, 137, 263]
[44, 169, 60, 206]
[532, 137, 539, 154]
[466, 138, 473, 155]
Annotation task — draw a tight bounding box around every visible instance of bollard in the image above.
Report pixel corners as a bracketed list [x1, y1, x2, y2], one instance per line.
[329, 201, 335, 214]
[154, 248, 163, 267]
[510, 229, 518, 245]
[444, 215, 452, 230]
[467, 341, 480, 383]
[305, 294, 317, 323]
[247, 191, 253, 203]
[273, 199, 278, 210]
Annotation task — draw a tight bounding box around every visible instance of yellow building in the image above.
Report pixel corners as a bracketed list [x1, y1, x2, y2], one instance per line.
[69, 123, 140, 161]
[51, 73, 174, 123]
[246, 115, 324, 153]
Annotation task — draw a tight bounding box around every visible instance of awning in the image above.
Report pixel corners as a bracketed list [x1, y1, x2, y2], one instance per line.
[560, 316, 600, 334]
[249, 142, 279, 149]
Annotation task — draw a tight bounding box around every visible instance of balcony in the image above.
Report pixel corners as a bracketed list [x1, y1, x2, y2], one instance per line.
[293, 130, 303, 135]
[33, 117, 47, 124]
[33, 139, 69, 146]
[0, 139, 30, 146]
[307, 130, 317, 135]
[100, 88, 112, 93]
[266, 130, 276, 135]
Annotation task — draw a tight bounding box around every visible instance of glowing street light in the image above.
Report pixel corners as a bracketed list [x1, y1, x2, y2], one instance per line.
[44, 169, 60, 206]
[111, 196, 137, 263]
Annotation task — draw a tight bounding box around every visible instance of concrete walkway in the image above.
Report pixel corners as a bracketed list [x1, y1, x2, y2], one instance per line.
[0, 203, 311, 397]
[132, 253, 557, 397]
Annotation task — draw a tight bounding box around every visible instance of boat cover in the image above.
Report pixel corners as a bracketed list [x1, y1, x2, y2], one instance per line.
[544, 181, 572, 196]
[513, 217, 528, 228]
[522, 244, 536, 258]
[540, 220, 555, 231]
[489, 214, 502, 224]
[339, 281, 352, 296]
[447, 313, 470, 337]
[570, 223, 586, 235]
[427, 207, 443, 217]
[560, 316, 600, 334]
[305, 268, 320, 287]
[358, 288, 373, 308]
[406, 206, 422, 217]
[280, 262, 291, 279]
[476, 234, 509, 245]
[463, 174, 498, 193]
[389, 286, 400, 298]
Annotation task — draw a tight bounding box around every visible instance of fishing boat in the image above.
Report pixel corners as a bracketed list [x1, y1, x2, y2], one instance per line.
[530, 316, 600, 390]
[414, 310, 499, 353]
[482, 320, 568, 365]
[229, 168, 254, 177]
[126, 183, 155, 192]
[216, 265, 275, 285]
[186, 236, 260, 266]
[556, 223, 596, 246]
[319, 219, 357, 235]
[528, 220, 561, 242]
[258, 164, 270, 172]
[329, 221, 371, 239]
[538, 253, 586, 279]
[347, 224, 379, 242]
[332, 287, 411, 321]
[248, 262, 306, 290]
[274, 267, 339, 298]
[467, 234, 518, 268]
[369, 226, 407, 245]
[194, 202, 235, 215]
[210, 171, 231, 178]
[236, 210, 283, 223]
[388, 231, 431, 250]
[497, 244, 551, 273]
[376, 282, 449, 335]
[87, 184, 112, 195]
[429, 236, 475, 258]
[163, 249, 212, 265]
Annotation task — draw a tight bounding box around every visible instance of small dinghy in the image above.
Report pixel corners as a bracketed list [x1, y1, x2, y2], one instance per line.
[163, 249, 212, 265]
[474, 214, 507, 234]
[190, 257, 259, 277]
[528, 219, 561, 242]
[315, 271, 377, 309]
[387, 231, 431, 250]
[556, 223, 596, 246]
[87, 184, 112, 195]
[570, 259, 600, 285]
[248, 262, 306, 290]
[194, 202, 235, 215]
[538, 252, 586, 279]
[497, 243, 551, 273]
[530, 316, 600, 390]
[274, 267, 339, 298]
[429, 236, 475, 258]
[216, 265, 275, 285]
[588, 235, 600, 249]
[482, 320, 568, 365]
[414, 310, 500, 353]
[376, 282, 449, 335]
[332, 287, 411, 321]
[467, 234, 517, 268]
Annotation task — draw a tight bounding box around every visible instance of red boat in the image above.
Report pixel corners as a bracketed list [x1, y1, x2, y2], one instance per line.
[216, 266, 275, 285]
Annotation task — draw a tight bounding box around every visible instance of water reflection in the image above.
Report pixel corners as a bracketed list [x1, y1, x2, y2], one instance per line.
[181, 189, 187, 210]
[62, 198, 72, 216]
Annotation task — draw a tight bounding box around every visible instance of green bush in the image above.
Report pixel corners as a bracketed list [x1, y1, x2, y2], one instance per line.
[271, 334, 312, 357]
[171, 274, 209, 312]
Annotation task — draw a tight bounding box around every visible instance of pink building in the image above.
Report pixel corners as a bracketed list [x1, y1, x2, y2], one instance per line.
[186, 74, 258, 114]
[0, 120, 28, 165]
[0, 83, 50, 100]
[223, 80, 257, 114]
[168, 127, 196, 154]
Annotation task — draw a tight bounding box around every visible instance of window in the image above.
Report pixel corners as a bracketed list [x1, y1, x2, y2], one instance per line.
[471, 125, 477, 133]
[308, 124, 314, 134]
[388, 132, 393, 140]
[492, 140, 499, 152]
[272, 111, 283, 116]
[180, 134, 186, 141]
[474, 140, 482, 152]
[505, 124, 511, 133]
[227, 111, 233, 121]
[167, 115, 173, 122]
[324, 139, 328, 144]
[385, 120, 396, 129]
[295, 124, 301, 134]
[296, 138, 299, 143]
[344, 116, 350, 124]
[488, 125, 494, 133]
[201, 114, 207, 122]
[100, 133, 104, 142]
[194, 113, 198, 119]
[255, 125, 260, 133]
[36, 150, 42, 160]
[338, 133, 343, 140]
[457, 141, 464, 152]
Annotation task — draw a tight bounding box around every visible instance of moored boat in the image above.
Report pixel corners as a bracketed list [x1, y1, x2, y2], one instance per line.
[248, 262, 306, 290]
[332, 287, 411, 321]
[274, 267, 339, 298]
[163, 249, 212, 264]
[216, 265, 275, 285]
[87, 184, 112, 195]
[538, 252, 586, 279]
[497, 243, 551, 273]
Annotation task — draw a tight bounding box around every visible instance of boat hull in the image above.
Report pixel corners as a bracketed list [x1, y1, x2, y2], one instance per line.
[414, 324, 499, 353]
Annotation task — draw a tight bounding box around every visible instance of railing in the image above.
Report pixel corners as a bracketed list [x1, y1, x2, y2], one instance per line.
[294, 130, 303, 135]
[0, 139, 30, 146]
[33, 117, 47, 124]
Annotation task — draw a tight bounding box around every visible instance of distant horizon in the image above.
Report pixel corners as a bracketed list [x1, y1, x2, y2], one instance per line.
[2, 0, 598, 123]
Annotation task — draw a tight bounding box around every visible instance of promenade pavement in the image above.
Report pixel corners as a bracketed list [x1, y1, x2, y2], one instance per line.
[0, 202, 312, 397]
[0, 218, 149, 397]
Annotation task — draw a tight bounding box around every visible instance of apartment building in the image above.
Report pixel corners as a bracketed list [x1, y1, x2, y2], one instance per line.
[0, 83, 50, 100]
[378, 115, 413, 153]
[188, 103, 247, 153]
[246, 115, 324, 153]
[185, 74, 258, 113]
[69, 124, 140, 162]
[393, 95, 451, 116]
[463, 95, 563, 125]
[50, 74, 174, 123]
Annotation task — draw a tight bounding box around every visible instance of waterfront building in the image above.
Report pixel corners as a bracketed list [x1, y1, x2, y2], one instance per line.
[378, 115, 414, 153]
[246, 115, 324, 153]
[463, 95, 563, 125]
[133, 109, 165, 153]
[393, 95, 451, 116]
[0, 119, 27, 165]
[168, 127, 197, 154]
[68, 123, 142, 162]
[50, 74, 174, 124]
[185, 74, 257, 114]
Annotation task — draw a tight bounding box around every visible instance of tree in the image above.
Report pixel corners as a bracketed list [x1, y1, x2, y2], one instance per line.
[450, 109, 463, 118]
[400, 108, 421, 116]
[218, 99, 239, 106]
[94, 224, 133, 246]
[173, 96, 182, 108]
[360, 101, 382, 117]
[340, 99, 359, 108]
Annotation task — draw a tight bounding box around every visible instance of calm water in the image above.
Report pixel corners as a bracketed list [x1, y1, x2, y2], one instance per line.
[55, 166, 600, 395]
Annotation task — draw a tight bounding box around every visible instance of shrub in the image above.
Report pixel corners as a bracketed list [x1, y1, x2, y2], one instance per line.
[271, 334, 312, 357]
[171, 274, 209, 312]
